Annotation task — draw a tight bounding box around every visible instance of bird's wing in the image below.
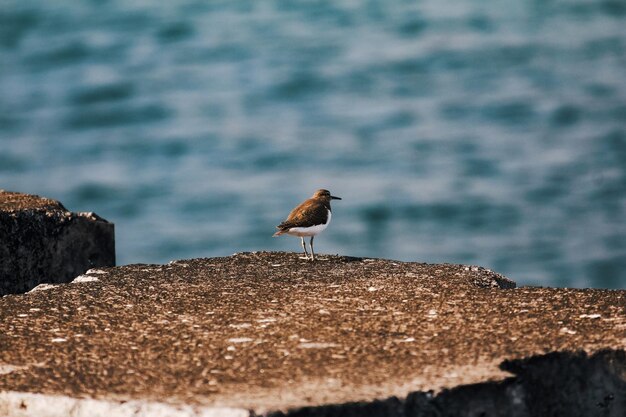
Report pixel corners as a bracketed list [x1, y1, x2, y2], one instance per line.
[277, 199, 329, 229]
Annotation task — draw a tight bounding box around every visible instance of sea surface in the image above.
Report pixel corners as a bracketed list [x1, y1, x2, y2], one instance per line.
[1, 0, 625, 288]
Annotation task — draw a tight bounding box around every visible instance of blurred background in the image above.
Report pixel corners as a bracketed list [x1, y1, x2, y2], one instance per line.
[1, 0, 625, 288]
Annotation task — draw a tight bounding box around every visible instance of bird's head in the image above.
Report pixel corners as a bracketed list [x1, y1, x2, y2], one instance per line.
[313, 189, 342, 202]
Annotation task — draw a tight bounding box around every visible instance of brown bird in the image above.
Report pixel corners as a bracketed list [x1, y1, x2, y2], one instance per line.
[273, 189, 341, 260]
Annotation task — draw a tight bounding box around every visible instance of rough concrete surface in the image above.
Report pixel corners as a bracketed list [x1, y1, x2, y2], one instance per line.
[0, 190, 115, 295]
[0, 252, 624, 417]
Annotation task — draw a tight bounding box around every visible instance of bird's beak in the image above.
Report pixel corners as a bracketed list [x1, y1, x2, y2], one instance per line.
[331, 195, 342, 200]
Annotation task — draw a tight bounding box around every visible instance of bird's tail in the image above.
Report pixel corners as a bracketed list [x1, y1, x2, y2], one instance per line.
[274, 222, 292, 237]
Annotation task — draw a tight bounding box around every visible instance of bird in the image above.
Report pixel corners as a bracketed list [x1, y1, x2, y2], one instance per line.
[273, 189, 341, 260]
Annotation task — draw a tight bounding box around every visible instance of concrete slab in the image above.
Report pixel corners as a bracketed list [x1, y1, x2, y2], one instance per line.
[0, 252, 624, 416]
[0, 190, 115, 295]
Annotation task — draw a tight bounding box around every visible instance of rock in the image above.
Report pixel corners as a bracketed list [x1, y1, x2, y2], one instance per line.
[0, 252, 624, 417]
[0, 190, 115, 295]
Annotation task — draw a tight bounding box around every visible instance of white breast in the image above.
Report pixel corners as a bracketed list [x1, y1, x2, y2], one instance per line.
[286, 210, 331, 237]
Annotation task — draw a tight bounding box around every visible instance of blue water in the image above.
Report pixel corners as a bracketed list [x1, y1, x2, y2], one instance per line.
[1, 1, 625, 288]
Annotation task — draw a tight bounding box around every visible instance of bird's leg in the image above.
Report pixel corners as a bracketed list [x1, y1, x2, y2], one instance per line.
[300, 236, 310, 260]
[310, 236, 315, 261]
